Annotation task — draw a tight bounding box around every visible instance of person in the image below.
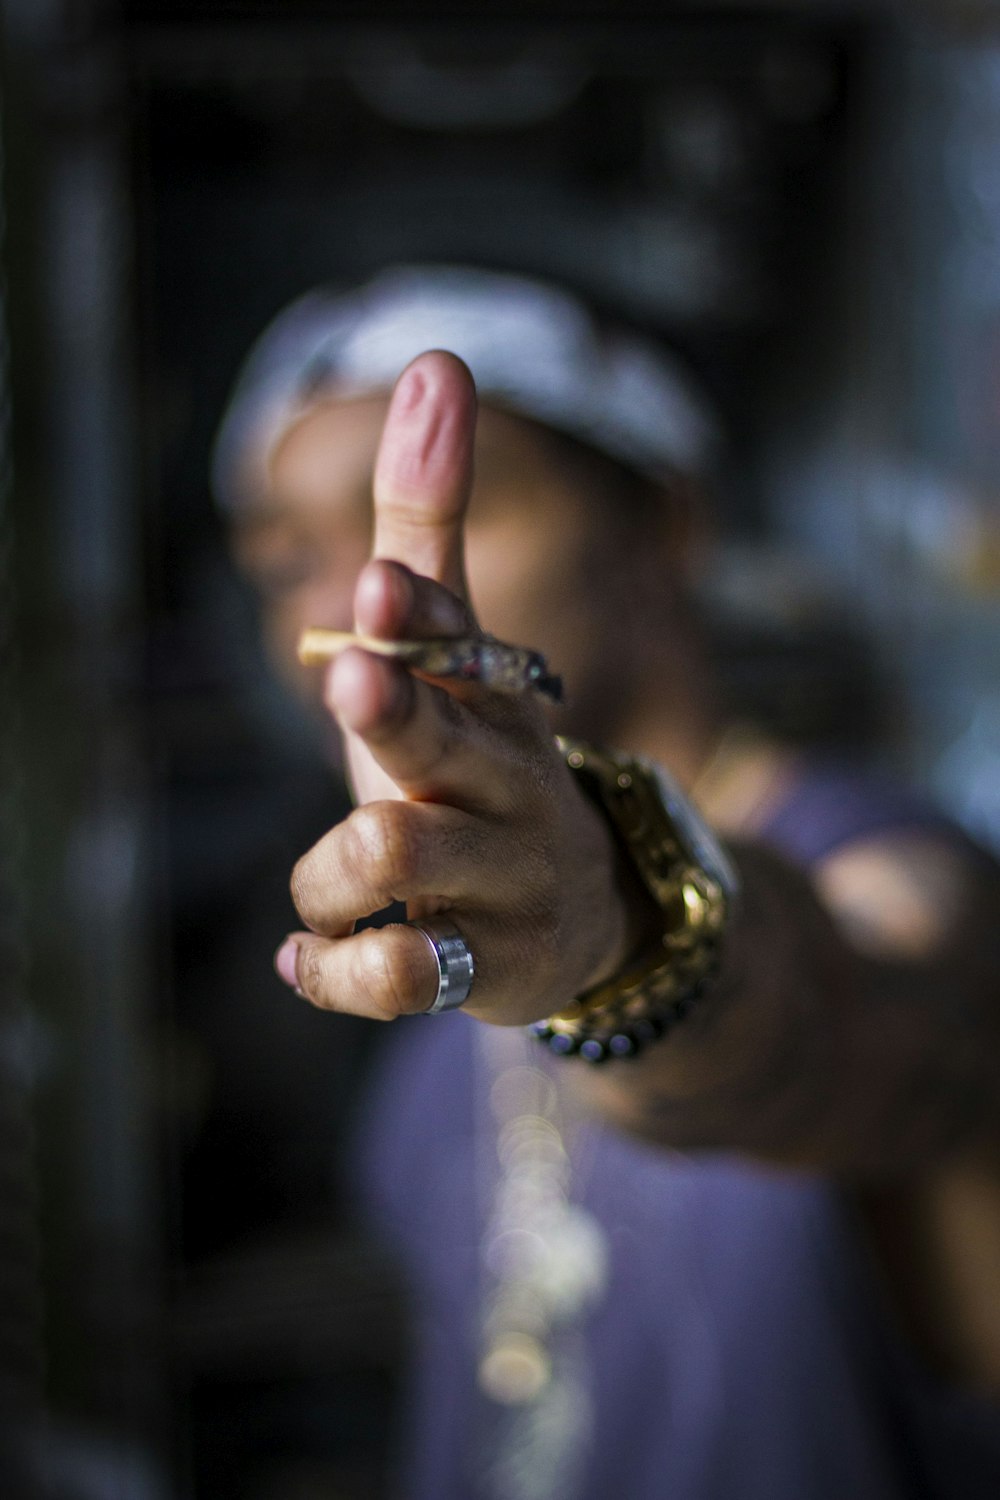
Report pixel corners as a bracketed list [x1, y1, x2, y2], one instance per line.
[213, 265, 1000, 1500]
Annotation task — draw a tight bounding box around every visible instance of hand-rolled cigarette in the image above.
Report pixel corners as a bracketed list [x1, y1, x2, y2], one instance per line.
[297, 628, 564, 704]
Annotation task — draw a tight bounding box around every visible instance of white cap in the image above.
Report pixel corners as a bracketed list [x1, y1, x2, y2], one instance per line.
[212, 264, 719, 508]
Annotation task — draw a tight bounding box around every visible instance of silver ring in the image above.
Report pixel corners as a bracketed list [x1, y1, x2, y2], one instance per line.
[410, 920, 475, 1014]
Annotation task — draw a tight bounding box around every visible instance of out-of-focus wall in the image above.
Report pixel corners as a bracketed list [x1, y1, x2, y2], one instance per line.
[762, 29, 1000, 848]
[1, 2, 169, 1497]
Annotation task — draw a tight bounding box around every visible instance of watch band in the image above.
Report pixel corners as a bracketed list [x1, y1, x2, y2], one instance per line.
[529, 737, 739, 1064]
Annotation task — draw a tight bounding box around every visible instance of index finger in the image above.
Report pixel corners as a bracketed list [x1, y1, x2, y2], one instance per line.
[372, 350, 477, 603]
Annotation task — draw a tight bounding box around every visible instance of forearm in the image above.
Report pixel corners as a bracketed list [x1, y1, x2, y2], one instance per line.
[585, 842, 1000, 1178]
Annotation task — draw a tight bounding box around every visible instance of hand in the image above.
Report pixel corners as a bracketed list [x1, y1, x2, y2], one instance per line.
[274, 351, 633, 1025]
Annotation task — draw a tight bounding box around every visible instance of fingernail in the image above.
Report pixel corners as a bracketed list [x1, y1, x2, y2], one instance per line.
[274, 937, 302, 992]
[397, 367, 426, 414]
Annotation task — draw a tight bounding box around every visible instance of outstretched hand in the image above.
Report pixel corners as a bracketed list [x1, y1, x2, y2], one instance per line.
[274, 351, 632, 1025]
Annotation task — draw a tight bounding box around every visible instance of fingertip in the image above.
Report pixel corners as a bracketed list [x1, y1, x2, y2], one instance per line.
[274, 934, 306, 997]
[325, 646, 413, 736]
[354, 558, 413, 638]
[325, 647, 377, 724]
[373, 349, 476, 597]
[394, 349, 476, 412]
[394, 363, 426, 414]
[355, 559, 473, 639]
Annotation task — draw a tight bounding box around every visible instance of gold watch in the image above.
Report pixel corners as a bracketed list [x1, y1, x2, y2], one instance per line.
[529, 737, 741, 1063]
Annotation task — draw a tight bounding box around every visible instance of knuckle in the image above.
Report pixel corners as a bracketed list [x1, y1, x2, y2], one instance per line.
[289, 855, 319, 926]
[351, 802, 420, 897]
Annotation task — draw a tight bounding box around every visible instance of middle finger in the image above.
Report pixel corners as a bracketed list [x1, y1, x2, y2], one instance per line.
[325, 645, 543, 809]
[354, 558, 476, 642]
[291, 797, 503, 938]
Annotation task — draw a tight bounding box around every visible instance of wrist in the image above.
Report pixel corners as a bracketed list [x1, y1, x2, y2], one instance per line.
[535, 738, 740, 1063]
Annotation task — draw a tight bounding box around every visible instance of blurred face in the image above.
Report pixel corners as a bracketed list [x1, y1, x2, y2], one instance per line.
[231, 393, 675, 743]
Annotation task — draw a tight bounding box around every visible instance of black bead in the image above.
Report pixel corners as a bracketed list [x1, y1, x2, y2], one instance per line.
[579, 1038, 608, 1064]
[548, 1032, 578, 1057]
[608, 1032, 637, 1058]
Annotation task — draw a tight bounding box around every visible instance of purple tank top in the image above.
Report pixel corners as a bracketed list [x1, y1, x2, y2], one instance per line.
[355, 763, 1000, 1500]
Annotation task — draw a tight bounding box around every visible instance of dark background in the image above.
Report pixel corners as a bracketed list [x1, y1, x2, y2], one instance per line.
[2, 2, 1000, 1497]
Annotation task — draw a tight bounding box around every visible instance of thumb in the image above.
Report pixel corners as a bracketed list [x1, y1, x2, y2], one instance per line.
[371, 350, 476, 603]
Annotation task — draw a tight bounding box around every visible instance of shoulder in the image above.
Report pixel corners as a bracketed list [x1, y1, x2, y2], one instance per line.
[814, 831, 976, 961]
[762, 756, 997, 962]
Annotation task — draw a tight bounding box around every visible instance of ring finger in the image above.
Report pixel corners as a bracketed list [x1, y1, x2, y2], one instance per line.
[275, 911, 555, 1024]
